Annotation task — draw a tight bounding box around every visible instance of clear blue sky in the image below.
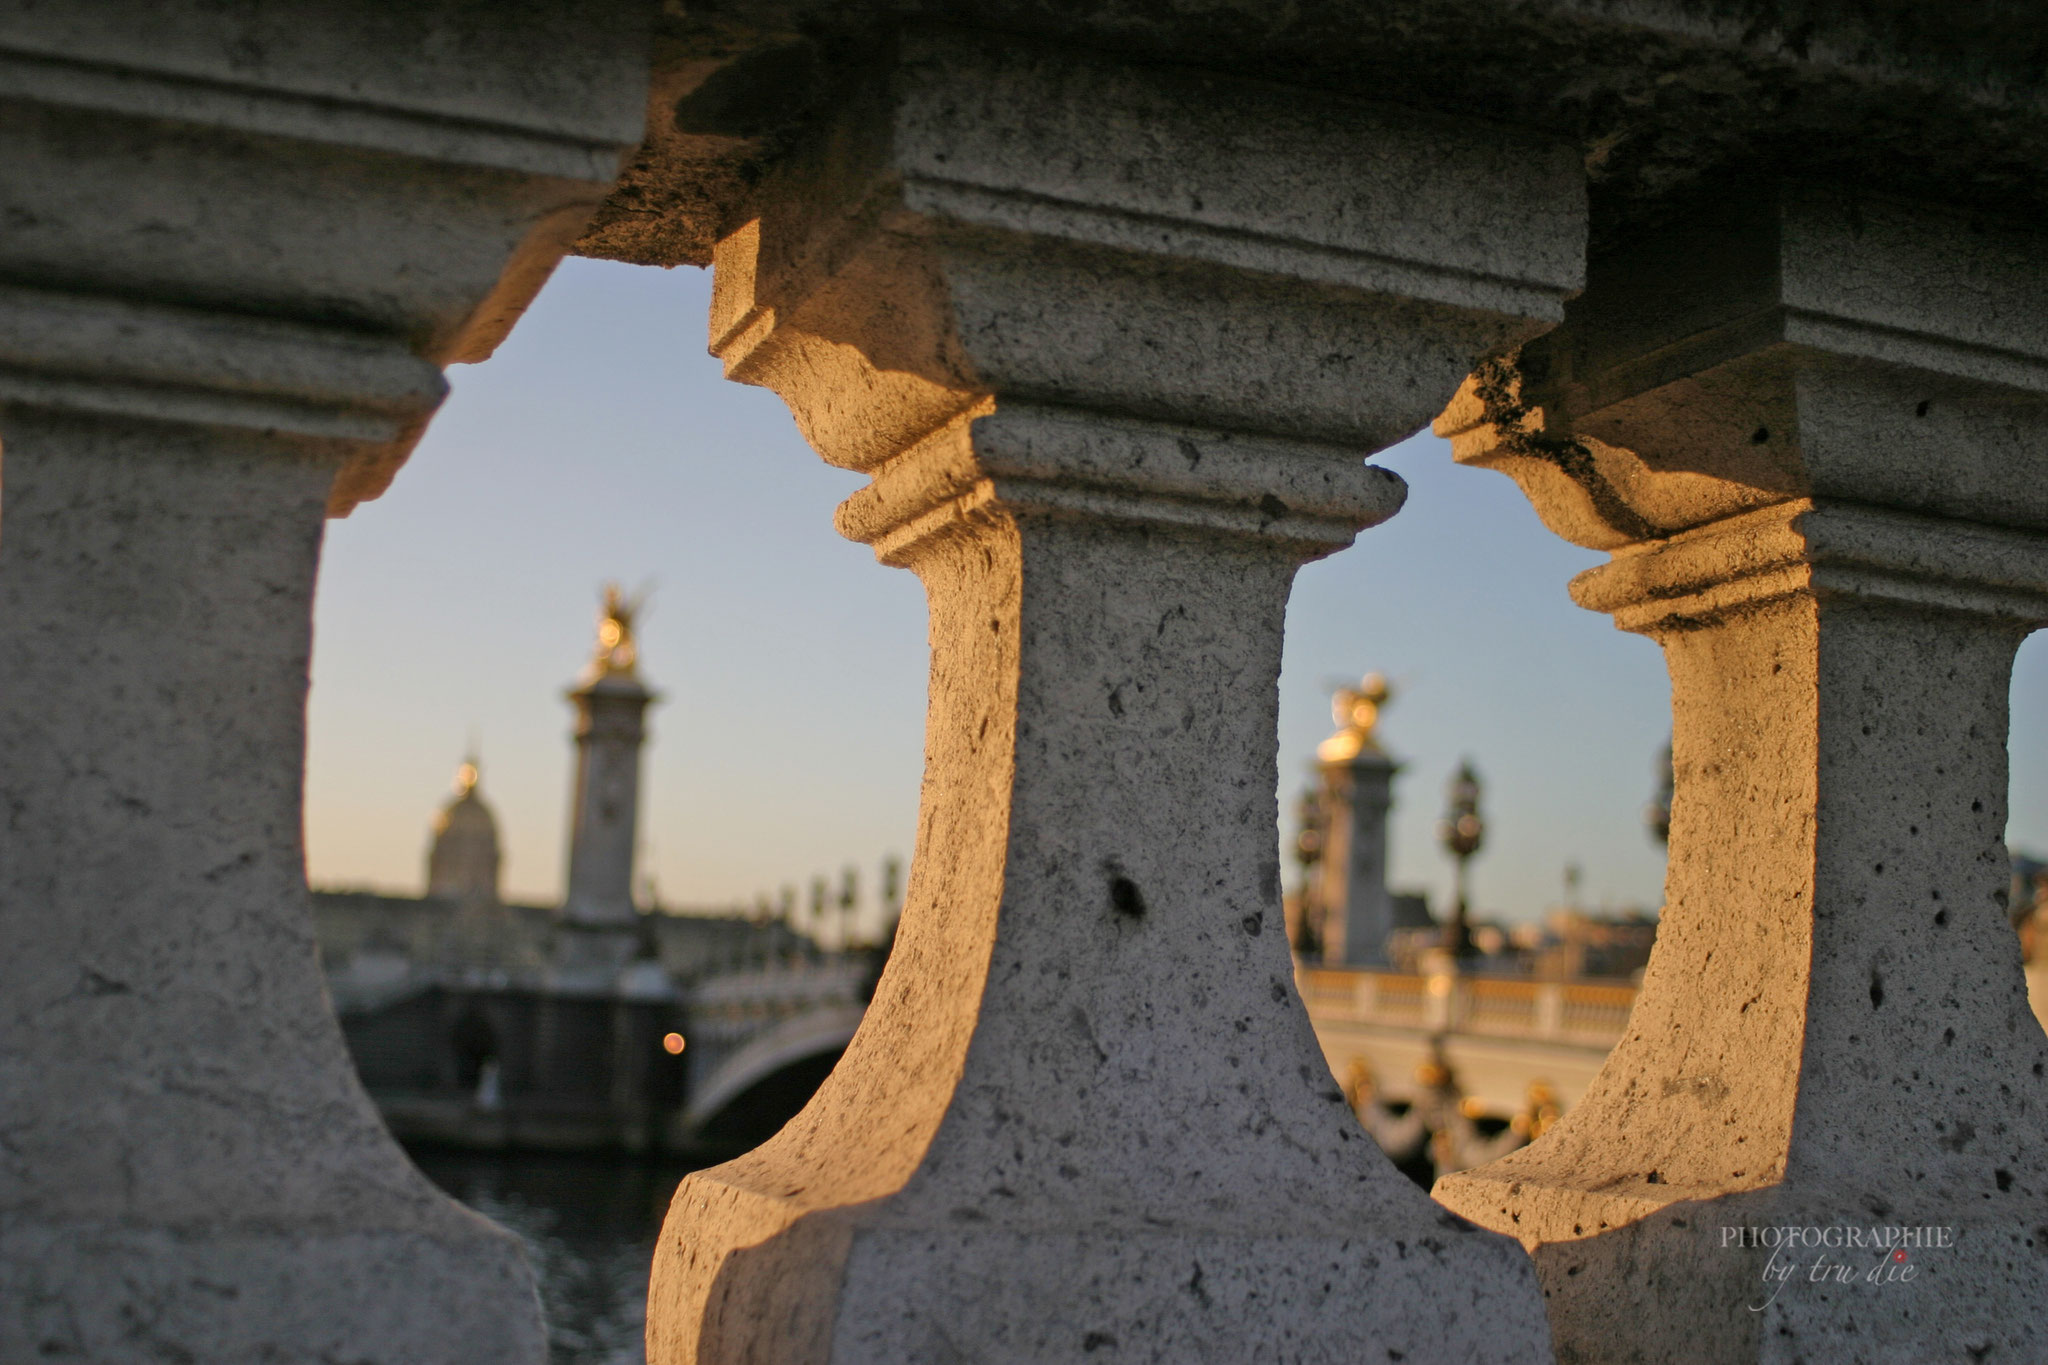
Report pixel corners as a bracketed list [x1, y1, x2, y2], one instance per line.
[305, 258, 2048, 936]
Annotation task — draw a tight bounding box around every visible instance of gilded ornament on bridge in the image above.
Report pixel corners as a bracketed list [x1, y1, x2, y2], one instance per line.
[1317, 672, 1393, 762]
[588, 583, 643, 677]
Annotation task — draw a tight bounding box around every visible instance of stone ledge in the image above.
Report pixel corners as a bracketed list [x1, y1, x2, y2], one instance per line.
[837, 403, 1409, 563]
[0, 284, 445, 445]
[583, 3, 2048, 270]
[1573, 499, 2048, 631]
[0, 45, 632, 180]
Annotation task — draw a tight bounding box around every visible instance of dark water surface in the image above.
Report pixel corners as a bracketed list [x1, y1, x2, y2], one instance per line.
[411, 1147, 694, 1365]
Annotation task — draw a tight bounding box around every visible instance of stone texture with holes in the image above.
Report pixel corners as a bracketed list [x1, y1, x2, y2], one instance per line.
[586, 3, 2048, 281]
[1434, 185, 2048, 1364]
[644, 29, 1582, 1364]
[0, 7, 648, 1360]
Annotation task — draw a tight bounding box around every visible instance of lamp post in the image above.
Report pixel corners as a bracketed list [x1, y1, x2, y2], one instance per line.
[879, 855, 903, 922]
[1645, 740, 1674, 847]
[839, 866, 859, 952]
[1437, 759, 1485, 959]
[1290, 786, 1326, 954]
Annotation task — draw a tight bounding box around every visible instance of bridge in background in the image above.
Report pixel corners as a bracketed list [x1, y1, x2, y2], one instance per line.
[1297, 966, 1636, 1117]
[328, 934, 874, 1158]
[333, 934, 1643, 1159]
[677, 957, 870, 1152]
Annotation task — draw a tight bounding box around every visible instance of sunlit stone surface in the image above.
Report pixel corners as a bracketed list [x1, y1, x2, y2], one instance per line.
[642, 29, 1583, 1364]
[5, 3, 2047, 1361]
[1436, 187, 2048, 1363]
[0, 5, 647, 1359]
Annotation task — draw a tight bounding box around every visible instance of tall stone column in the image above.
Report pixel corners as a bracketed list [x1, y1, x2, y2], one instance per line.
[1433, 187, 2048, 1362]
[0, 7, 648, 1360]
[647, 31, 1583, 1363]
[564, 588, 658, 929]
[1315, 677, 1402, 966]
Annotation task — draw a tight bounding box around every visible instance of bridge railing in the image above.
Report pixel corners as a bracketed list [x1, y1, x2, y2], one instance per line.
[1297, 965, 1638, 1047]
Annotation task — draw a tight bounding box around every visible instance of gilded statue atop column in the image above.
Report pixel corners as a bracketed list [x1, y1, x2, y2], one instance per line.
[588, 582, 642, 677]
[1318, 671, 1393, 762]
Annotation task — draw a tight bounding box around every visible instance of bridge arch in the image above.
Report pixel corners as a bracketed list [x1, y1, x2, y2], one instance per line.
[684, 1003, 865, 1149]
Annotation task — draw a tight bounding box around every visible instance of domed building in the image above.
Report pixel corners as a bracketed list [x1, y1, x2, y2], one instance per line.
[308, 585, 831, 1155]
[425, 757, 501, 904]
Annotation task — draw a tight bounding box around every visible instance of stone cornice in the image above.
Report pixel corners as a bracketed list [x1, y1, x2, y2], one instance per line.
[1539, 188, 2048, 417]
[891, 174, 1572, 326]
[1573, 499, 2048, 632]
[1437, 187, 2048, 557]
[835, 402, 1408, 564]
[585, 2, 2048, 271]
[1561, 309, 2048, 423]
[1434, 366, 1788, 553]
[0, 285, 444, 447]
[0, 45, 632, 182]
[710, 32, 1587, 490]
[869, 29, 1583, 322]
[0, 14, 652, 516]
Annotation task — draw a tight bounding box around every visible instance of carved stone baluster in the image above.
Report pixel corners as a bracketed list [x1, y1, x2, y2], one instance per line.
[0, 7, 647, 1359]
[1435, 186, 2048, 1362]
[648, 31, 1583, 1363]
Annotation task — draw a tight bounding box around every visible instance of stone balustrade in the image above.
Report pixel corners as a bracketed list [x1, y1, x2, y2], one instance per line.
[1432, 185, 2048, 1362]
[1300, 967, 1638, 1048]
[4, 3, 2045, 1363]
[638, 28, 1578, 1360]
[0, 5, 651, 1361]
[1299, 968, 1636, 1118]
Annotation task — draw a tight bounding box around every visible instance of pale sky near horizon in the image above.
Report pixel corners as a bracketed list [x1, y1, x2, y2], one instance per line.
[304, 257, 2048, 938]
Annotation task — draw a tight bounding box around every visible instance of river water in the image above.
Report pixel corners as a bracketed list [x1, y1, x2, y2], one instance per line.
[412, 1148, 693, 1365]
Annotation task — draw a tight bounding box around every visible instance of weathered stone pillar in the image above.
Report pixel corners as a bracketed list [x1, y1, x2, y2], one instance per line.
[648, 30, 1582, 1363]
[1434, 186, 2048, 1362]
[0, 7, 647, 1360]
[1317, 746, 1402, 967]
[565, 592, 658, 930]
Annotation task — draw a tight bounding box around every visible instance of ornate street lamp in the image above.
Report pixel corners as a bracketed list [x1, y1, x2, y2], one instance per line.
[879, 855, 903, 918]
[1645, 741, 1674, 847]
[1291, 786, 1326, 954]
[1437, 759, 1485, 959]
[838, 866, 860, 951]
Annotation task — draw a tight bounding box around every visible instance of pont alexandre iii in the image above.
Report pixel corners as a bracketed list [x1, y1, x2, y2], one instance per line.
[3, 3, 2043, 1363]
